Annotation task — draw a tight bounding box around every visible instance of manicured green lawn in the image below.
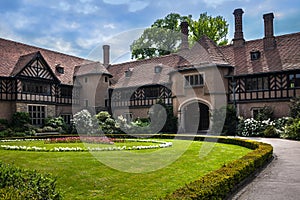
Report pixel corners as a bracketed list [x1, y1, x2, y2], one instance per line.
[0, 139, 251, 199]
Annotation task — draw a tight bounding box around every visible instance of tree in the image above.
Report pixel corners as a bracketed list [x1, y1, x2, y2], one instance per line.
[130, 13, 191, 60]
[130, 12, 228, 59]
[190, 12, 228, 46]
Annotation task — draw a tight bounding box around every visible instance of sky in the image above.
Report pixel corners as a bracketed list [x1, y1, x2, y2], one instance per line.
[0, 0, 299, 64]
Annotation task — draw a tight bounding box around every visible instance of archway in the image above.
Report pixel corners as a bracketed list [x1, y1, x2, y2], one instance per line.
[179, 100, 210, 133]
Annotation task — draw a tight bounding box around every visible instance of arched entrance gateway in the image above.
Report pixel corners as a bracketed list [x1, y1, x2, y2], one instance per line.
[179, 100, 210, 133]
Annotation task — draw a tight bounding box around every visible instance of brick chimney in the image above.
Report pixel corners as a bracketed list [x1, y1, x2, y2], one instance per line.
[103, 45, 110, 67]
[233, 8, 245, 47]
[263, 13, 276, 50]
[180, 21, 189, 50]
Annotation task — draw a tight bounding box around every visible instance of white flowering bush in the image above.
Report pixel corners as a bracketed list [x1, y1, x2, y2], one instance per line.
[237, 117, 274, 137]
[237, 117, 293, 138]
[73, 110, 98, 135]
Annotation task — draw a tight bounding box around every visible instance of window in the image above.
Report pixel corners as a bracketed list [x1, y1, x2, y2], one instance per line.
[61, 87, 72, 97]
[105, 99, 109, 107]
[245, 77, 269, 91]
[121, 90, 134, 100]
[84, 99, 89, 107]
[123, 112, 133, 122]
[104, 76, 108, 83]
[154, 66, 162, 73]
[125, 70, 132, 77]
[56, 65, 64, 74]
[250, 51, 261, 61]
[22, 81, 50, 95]
[28, 105, 46, 125]
[251, 107, 262, 119]
[61, 114, 71, 124]
[144, 87, 160, 98]
[84, 77, 88, 83]
[289, 74, 300, 88]
[185, 74, 204, 87]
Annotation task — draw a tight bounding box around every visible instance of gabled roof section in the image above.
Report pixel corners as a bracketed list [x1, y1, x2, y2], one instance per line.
[113, 63, 173, 89]
[0, 38, 88, 85]
[10, 51, 59, 82]
[11, 51, 38, 76]
[177, 35, 231, 67]
[107, 54, 189, 85]
[108, 36, 233, 87]
[220, 32, 300, 75]
[74, 61, 112, 77]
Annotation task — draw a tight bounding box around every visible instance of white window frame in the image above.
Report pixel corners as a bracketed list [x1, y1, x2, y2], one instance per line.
[184, 73, 205, 87]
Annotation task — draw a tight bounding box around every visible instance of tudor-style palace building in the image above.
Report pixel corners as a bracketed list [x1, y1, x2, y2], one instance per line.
[1, 8, 300, 132]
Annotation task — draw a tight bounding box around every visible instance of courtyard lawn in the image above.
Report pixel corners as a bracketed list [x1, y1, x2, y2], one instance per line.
[0, 139, 251, 199]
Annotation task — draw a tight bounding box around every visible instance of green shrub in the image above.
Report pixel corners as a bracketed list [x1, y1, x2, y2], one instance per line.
[255, 105, 274, 121]
[281, 118, 300, 140]
[211, 105, 238, 136]
[12, 112, 30, 127]
[290, 97, 300, 118]
[95, 111, 119, 134]
[0, 161, 61, 199]
[0, 119, 8, 131]
[263, 126, 279, 138]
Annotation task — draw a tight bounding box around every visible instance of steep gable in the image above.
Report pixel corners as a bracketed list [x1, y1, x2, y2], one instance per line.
[11, 51, 59, 82]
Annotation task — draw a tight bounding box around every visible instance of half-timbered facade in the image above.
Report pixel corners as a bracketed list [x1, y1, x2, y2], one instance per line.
[1, 8, 300, 131]
[0, 38, 111, 125]
[107, 9, 300, 132]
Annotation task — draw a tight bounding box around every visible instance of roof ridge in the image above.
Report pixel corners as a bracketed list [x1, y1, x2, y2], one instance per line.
[0, 37, 86, 60]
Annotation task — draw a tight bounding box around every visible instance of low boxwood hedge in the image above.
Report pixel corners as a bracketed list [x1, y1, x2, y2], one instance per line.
[164, 136, 273, 200]
[0, 161, 61, 200]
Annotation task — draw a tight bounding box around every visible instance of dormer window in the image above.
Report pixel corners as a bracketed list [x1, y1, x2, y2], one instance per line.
[250, 51, 261, 61]
[56, 64, 64, 74]
[125, 70, 132, 77]
[154, 65, 162, 73]
[125, 68, 133, 77]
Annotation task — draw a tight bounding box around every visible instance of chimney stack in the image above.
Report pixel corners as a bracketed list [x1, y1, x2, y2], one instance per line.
[233, 8, 245, 47]
[103, 45, 110, 67]
[180, 21, 189, 50]
[263, 13, 276, 50]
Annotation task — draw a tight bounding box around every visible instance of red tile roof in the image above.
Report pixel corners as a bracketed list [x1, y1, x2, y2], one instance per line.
[107, 54, 189, 85]
[0, 38, 89, 85]
[74, 61, 112, 77]
[220, 32, 300, 75]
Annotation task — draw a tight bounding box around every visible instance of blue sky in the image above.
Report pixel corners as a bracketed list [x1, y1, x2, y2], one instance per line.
[0, 0, 299, 63]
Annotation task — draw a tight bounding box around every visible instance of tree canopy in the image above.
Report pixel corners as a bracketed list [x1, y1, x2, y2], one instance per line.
[130, 12, 228, 60]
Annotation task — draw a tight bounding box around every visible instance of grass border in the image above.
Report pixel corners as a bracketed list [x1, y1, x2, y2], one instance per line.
[1, 134, 273, 199]
[164, 135, 273, 199]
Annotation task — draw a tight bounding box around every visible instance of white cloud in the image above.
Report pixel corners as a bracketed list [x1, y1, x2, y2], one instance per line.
[51, 0, 99, 14]
[202, 0, 245, 8]
[4, 12, 37, 30]
[76, 29, 106, 49]
[103, 0, 149, 12]
[104, 23, 116, 29]
[33, 37, 79, 55]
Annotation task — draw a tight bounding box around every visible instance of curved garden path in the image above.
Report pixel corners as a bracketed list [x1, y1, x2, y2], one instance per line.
[232, 138, 300, 200]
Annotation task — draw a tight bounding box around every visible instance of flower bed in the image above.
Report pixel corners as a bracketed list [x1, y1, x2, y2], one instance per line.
[45, 136, 115, 144]
[0, 137, 172, 152]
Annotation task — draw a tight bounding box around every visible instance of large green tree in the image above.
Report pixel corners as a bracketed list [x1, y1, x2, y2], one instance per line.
[130, 12, 228, 60]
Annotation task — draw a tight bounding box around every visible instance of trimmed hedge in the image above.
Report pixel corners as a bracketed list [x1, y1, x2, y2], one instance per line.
[0, 161, 61, 200]
[164, 137, 273, 200]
